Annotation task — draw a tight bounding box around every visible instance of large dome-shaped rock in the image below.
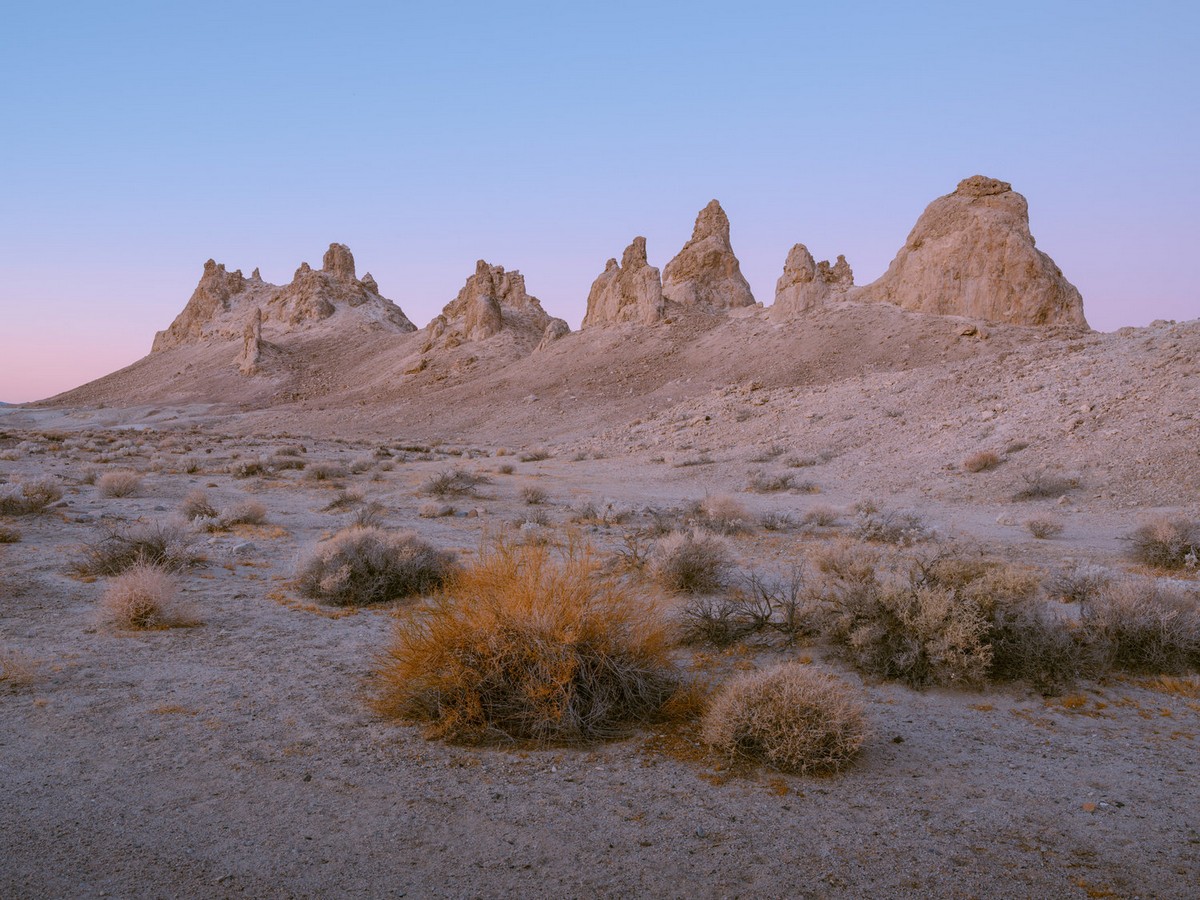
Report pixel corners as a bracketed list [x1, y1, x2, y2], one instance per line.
[771, 244, 853, 319]
[662, 200, 756, 309]
[427, 260, 567, 349]
[151, 243, 417, 354]
[582, 237, 665, 327]
[856, 176, 1087, 327]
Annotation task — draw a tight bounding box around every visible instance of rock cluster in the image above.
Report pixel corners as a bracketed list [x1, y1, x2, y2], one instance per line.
[856, 176, 1087, 327]
[662, 200, 756, 309]
[427, 260, 568, 350]
[152, 243, 417, 354]
[582, 237, 665, 327]
[771, 245, 854, 319]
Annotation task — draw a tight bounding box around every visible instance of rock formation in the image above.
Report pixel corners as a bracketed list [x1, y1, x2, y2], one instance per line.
[152, 243, 417, 354]
[771, 244, 854, 319]
[582, 237, 665, 327]
[856, 176, 1087, 327]
[428, 260, 568, 349]
[237, 308, 263, 375]
[662, 200, 755, 309]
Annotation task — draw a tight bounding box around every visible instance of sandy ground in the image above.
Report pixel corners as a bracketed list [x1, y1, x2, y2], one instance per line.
[2, 419, 1199, 898]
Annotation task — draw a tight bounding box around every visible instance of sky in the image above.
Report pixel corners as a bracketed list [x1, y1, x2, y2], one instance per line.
[1, 0, 1196, 402]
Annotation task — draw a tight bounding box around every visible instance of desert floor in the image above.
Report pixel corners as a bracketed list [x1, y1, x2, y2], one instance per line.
[1, 408, 1198, 899]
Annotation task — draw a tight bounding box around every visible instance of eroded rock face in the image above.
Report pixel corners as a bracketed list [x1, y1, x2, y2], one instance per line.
[431, 260, 565, 347]
[662, 200, 755, 309]
[237, 308, 263, 375]
[856, 176, 1087, 327]
[582, 237, 664, 327]
[771, 244, 854, 319]
[152, 243, 416, 354]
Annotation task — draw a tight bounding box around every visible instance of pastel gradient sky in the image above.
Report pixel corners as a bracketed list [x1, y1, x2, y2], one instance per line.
[1, 1, 1196, 402]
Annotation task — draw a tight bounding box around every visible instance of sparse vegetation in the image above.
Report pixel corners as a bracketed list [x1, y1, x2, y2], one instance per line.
[681, 568, 810, 647]
[650, 530, 733, 594]
[520, 486, 547, 505]
[374, 541, 678, 744]
[0, 524, 21, 543]
[0, 478, 62, 515]
[517, 448, 551, 462]
[1081, 579, 1200, 674]
[1128, 516, 1199, 570]
[304, 461, 348, 482]
[746, 470, 801, 493]
[422, 469, 488, 498]
[74, 522, 200, 577]
[697, 494, 751, 534]
[323, 489, 364, 511]
[1013, 470, 1078, 500]
[1025, 516, 1064, 539]
[701, 665, 866, 775]
[296, 526, 456, 606]
[99, 563, 194, 629]
[97, 469, 143, 498]
[0, 649, 37, 690]
[853, 507, 930, 546]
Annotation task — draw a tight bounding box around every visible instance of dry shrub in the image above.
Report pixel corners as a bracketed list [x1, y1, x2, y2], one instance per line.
[374, 541, 678, 744]
[853, 507, 930, 546]
[74, 522, 200, 577]
[0, 524, 21, 543]
[1045, 563, 1111, 604]
[323, 489, 364, 511]
[97, 469, 142, 498]
[517, 448, 551, 462]
[496, 463, 515, 475]
[520, 486, 547, 505]
[699, 494, 751, 534]
[1025, 516, 1065, 539]
[746, 470, 801, 493]
[988, 598, 1088, 694]
[650, 530, 733, 594]
[352, 501, 387, 528]
[0, 478, 63, 515]
[419, 502, 455, 518]
[1081, 579, 1200, 674]
[304, 461, 348, 482]
[1, 649, 37, 690]
[99, 564, 195, 629]
[701, 665, 866, 775]
[682, 568, 812, 647]
[295, 526, 455, 606]
[759, 511, 796, 532]
[219, 501, 266, 527]
[801, 505, 840, 528]
[230, 457, 266, 478]
[180, 489, 217, 521]
[962, 450, 1000, 473]
[422, 469, 488, 497]
[1128, 516, 1199, 570]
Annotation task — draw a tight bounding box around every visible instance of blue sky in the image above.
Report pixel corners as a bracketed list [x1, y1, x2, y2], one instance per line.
[1, 1, 1196, 401]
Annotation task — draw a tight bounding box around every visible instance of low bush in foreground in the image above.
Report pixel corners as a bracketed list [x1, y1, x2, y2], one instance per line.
[374, 541, 678, 744]
[99, 563, 195, 629]
[962, 450, 1001, 473]
[74, 522, 200, 577]
[702, 665, 866, 775]
[295, 526, 455, 606]
[422, 469, 488, 497]
[1128, 516, 1199, 570]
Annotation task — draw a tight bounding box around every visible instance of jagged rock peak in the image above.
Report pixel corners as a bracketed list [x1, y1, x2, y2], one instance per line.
[771, 245, 854, 319]
[430, 260, 564, 347]
[151, 259, 248, 352]
[855, 175, 1087, 327]
[322, 243, 356, 281]
[662, 200, 756, 310]
[582, 236, 665, 327]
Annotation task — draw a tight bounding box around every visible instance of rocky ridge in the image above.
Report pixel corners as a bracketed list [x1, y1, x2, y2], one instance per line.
[582, 237, 665, 327]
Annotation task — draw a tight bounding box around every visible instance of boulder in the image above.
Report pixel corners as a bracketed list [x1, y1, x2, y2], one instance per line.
[662, 200, 755, 309]
[856, 176, 1087, 327]
[582, 237, 665, 326]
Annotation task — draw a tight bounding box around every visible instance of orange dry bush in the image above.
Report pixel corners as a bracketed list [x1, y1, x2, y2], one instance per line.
[962, 450, 1000, 473]
[374, 540, 678, 744]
